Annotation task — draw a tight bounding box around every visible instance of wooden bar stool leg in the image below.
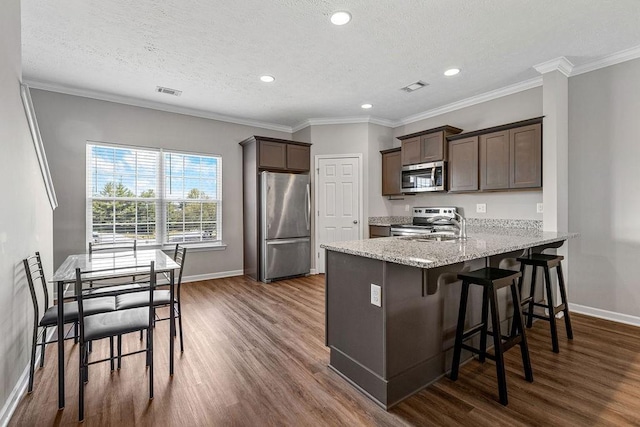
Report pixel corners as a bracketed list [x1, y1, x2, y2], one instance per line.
[511, 262, 528, 338]
[556, 263, 574, 339]
[479, 286, 489, 363]
[510, 280, 533, 382]
[526, 266, 537, 329]
[450, 281, 470, 381]
[543, 266, 560, 353]
[489, 284, 508, 405]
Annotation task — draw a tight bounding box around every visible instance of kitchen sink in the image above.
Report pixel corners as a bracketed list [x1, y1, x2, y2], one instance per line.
[399, 233, 460, 242]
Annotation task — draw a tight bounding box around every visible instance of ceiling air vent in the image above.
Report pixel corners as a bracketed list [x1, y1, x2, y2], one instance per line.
[401, 81, 429, 93]
[155, 86, 182, 97]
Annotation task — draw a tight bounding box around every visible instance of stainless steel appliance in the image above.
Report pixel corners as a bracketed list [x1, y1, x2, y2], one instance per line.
[391, 206, 459, 236]
[260, 171, 311, 282]
[401, 161, 446, 193]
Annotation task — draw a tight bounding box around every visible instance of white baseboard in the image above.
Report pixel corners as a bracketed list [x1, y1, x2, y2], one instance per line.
[181, 270, 244, 283]
[310, 269, 318, 275]
[570, 303, 640, 328]
[0, 328, 56, 427]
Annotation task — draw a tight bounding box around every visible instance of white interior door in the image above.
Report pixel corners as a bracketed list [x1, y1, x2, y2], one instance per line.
[316, 156, 361, 274]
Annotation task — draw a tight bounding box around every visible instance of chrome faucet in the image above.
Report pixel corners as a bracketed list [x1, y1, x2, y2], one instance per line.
[428, 212, 468, 241]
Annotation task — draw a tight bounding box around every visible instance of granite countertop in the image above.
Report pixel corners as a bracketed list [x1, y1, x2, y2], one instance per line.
[321, 226, 578, 269]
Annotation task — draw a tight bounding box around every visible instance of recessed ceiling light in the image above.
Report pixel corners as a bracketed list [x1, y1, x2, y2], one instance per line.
[330, 11, 352, 25]
[444, 68, 461, 77]
[260, 75, 275, 83]
[361, 103, 373, 109]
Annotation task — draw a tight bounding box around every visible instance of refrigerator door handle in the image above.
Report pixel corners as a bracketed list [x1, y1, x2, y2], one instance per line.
[306, 183, 311, 231]
[266, 238, 311, 245]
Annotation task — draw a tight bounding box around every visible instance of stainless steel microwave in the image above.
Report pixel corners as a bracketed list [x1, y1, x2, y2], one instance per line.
[401, 161, 446, 193]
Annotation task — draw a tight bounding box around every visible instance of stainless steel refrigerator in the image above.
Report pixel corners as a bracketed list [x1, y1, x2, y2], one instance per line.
[260, 171, 311, 282]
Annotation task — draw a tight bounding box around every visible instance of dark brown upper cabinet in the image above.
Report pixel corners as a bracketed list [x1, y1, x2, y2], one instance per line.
[401, 137, 421, 166]
[381, 147, 402, 196]
[286, 144, 311, 171]
[479, 123, 542, 190]
[510, 124, 542, 188]
[397, 125, 463, 166]
[480, 130, 510, 190]
[448, 136, 479, 192]
[242, 136, 312, 173]
[449, 117, 542, 193]
[259, 140, 287, 170]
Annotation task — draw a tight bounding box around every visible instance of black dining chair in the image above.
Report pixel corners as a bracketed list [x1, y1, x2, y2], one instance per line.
[88, 240, 137, 254]
[116, 245, 188, 352]
[75, 262, 156, 422]
[87, 240, 145, 290]
[24, 252, 117, 393]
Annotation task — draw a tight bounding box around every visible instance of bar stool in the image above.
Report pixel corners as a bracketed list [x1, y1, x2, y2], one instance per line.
[515, 253, 573, 353]
[450, 267, 533, 406]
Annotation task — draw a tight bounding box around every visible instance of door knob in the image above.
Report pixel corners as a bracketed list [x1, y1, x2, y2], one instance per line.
[353, 220, 358, 224]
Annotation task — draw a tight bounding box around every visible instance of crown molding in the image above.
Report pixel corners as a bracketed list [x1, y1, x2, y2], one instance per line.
[396, 77, 543, 128]
[533, 56, 574, 76]
[570, 44, 640, 76]
[23, 78, 294, 133]
[291, 116, 396, 132]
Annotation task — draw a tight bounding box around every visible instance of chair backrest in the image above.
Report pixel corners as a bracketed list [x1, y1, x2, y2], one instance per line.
[74, 262, 156, 344]
[23, 252, 49, 323]
[89, 240, 137, 254]
[173, 245, 187, 286]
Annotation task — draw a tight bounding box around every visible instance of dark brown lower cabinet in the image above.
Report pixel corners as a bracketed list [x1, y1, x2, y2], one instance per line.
[369, 225, 391, 238]
[448, 136, 478, 192]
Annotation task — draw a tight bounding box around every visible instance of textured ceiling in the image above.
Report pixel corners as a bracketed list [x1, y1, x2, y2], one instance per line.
[21, 0, 640, 128]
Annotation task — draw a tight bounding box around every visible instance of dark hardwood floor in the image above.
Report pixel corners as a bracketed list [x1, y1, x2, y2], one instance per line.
[10, 274, 640, 426]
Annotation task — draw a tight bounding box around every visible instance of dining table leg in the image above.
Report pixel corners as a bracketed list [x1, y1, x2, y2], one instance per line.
[57, 280, 65, 409]
[169, 269, 175, 376]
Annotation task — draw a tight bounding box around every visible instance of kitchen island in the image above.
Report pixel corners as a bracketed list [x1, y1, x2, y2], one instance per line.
[321, 227, 576, 409]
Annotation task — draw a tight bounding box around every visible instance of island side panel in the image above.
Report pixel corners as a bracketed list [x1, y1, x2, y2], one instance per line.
[326, 250, 387, 404]
[384, 259, 487, 406]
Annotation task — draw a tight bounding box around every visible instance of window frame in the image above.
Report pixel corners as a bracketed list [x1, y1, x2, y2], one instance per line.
[86, 141, 224, 250]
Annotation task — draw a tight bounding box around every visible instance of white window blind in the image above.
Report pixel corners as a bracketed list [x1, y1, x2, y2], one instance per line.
[86, 143, 222, 246]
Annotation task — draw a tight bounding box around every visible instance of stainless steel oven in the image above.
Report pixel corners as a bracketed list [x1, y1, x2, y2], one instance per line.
[401, 161, 446, 193]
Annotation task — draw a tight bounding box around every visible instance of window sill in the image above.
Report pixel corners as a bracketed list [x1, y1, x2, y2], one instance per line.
[161, 242, 227, 252]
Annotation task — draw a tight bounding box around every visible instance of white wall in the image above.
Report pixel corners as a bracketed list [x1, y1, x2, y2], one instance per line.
[391, 88, 544, 219]
[368, 123, 396, 216]
[568, 58, 640, 318]
[29, 89, 291, 277]
[303, 123, 369, 269]
[0, 0, 54, 420]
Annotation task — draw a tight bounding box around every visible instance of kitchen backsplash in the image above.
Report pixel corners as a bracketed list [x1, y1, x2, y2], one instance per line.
[466, 218, 542, 230]
[369, 216, 412, 226]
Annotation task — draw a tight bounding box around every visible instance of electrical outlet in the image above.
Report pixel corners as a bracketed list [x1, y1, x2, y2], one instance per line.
[370, 284, 382, 307]
[476, 203, 487, 213]
[404, 204, 410, 212]
[537, 203, 544, 213]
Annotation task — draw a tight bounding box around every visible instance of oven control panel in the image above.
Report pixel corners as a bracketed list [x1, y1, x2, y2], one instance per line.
[412, 206, 457, 219]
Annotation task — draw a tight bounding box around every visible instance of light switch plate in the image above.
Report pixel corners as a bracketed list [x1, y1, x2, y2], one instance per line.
[476, 203, 487, 213]
[537, 203, 544, 213]
[371, 284, 382, 307]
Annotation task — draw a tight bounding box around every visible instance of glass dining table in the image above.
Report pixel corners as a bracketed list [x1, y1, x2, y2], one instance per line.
[51, 249, 180, 409]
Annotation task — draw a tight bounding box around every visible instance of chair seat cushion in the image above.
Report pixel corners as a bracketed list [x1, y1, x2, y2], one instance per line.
[115, 290, 173, 311]
[39, 297, 116, 327]
[84, 308, 150, 341]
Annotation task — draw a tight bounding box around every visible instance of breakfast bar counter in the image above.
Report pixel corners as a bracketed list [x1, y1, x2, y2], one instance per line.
[320, 227, 576, 409]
